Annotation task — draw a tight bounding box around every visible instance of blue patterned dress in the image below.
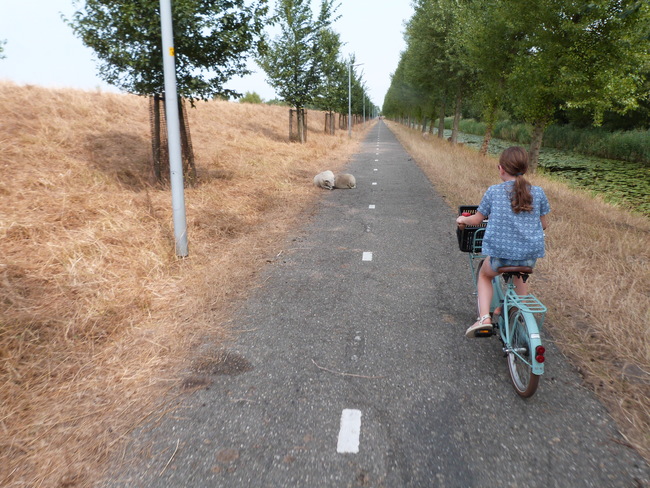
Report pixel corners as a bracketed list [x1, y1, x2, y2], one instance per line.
[477, 181, 550, 260]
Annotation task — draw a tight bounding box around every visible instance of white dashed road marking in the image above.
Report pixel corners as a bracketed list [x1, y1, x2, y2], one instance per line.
[362, 252, 373, 261]
[369, 205, 375, 209]
[337, 409, 362, 454]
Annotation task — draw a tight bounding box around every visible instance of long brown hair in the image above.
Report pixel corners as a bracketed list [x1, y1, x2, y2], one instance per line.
[500, 146, 533, 213]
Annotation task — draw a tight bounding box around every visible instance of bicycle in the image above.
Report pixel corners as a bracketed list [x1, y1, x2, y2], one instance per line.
[457, 205, 547, 398]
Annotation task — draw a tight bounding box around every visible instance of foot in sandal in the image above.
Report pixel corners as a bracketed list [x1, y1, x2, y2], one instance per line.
[466, 314, 493, 338]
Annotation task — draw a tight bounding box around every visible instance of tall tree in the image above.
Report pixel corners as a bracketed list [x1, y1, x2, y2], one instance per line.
[458, 0, 518, 154]
[503, 0, 650, 169]
[400, 0, 472, 141]
[312, 27, 347, 133]
[69, 0, 268, 101]
[68, 0, 267, 181]
[258, 0, 340, 143]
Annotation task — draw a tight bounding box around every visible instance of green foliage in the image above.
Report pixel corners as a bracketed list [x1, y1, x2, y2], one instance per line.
[385, 0, 650, 161]
[312, 27, 348, 114]
[67, 0, 268, 101]
[257, 0, 340, 111]
[239, 91, 263, 104]
[544, 125, 650, 164]
[265, 98, 290, 106]
[458, 118, 650, 164]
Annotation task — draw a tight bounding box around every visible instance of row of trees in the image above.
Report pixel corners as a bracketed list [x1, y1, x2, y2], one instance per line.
[383, 0, 650, 169]
[258, 0, 375, 142]
[69, 0, 269, 102]
[66, 0, 374, 151]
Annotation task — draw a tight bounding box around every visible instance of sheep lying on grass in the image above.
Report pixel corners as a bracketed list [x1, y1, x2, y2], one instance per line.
[313, 170, 335, 190]
[333, 173, 356, 189]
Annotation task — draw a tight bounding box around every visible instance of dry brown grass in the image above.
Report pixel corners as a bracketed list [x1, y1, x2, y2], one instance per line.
[0, 81, 369, 487]
[388, 121, 650, 461]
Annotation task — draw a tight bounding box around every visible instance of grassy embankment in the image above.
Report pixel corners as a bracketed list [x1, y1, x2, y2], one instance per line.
[388, 120, 649, 462]
[1, 83, 647, 487]
[0, 82, 368, 487]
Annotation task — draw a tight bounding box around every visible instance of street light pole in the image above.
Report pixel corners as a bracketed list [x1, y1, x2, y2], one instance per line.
[159, 0, 188, 257]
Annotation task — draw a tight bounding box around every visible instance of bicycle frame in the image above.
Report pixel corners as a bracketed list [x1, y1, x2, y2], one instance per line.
[469, 229, 547, 376]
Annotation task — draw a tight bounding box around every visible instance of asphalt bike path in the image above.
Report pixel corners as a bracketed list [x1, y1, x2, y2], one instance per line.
[106, 120, 649, 487]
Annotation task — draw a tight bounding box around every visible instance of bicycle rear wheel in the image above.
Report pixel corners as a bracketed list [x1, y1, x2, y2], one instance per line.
[507, 307, 539, 398]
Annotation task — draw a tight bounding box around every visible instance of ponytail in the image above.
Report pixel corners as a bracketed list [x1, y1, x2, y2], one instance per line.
[500, 147, 533, 213]
[512, 175, 533, 213]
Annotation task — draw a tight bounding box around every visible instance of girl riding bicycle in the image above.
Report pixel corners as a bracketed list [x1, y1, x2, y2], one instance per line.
[456, 146, 550, 338]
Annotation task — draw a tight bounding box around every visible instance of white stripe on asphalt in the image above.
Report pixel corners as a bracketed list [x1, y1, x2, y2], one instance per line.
[362, 252, 373, 261]
[337, 409, 362, 453]
[369, 204, 375, 209]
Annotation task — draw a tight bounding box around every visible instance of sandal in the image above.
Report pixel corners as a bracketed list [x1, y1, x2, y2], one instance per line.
[466, 314, 493, 338]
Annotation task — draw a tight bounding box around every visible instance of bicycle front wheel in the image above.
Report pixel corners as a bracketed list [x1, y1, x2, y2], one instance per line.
[507, 307, 539, 398]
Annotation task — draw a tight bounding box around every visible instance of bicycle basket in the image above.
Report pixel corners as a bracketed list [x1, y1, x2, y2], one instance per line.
[456, 205, 488, 253]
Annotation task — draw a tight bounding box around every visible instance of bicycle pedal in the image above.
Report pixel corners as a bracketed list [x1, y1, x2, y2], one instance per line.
[474, 328, 494, 338]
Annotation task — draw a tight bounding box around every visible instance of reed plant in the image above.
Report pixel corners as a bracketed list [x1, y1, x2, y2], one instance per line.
[388, 121, 650, 461]
[454, 117, 650, 164]
[544, 125, 650, 164]
[0, 82, 367, 487]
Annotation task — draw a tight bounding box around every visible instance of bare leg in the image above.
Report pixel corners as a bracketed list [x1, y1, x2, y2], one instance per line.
[477, 260, 499, 319]
[466, 259, 500, 337]
[514, 276, 529, 296]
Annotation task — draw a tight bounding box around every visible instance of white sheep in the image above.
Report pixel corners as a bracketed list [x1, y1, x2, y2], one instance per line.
[313, 170, 335, 190]
[334, 173, 356, 189]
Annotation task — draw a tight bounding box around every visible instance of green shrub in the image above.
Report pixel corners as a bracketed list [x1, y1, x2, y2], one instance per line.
[454, 118, 649, 164]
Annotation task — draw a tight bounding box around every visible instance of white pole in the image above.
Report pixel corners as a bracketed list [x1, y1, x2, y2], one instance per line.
[159, 0, 188, 257]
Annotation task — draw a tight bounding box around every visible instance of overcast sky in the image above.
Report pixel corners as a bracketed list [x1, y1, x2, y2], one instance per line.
[0, 0, 412, 107]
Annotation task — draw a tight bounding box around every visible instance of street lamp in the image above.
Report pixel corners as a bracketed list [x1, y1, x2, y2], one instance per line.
[159, 0, 188, 257]
[348, 62, 363, 138]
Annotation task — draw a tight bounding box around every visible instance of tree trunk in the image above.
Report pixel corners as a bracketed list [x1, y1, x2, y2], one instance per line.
[421, 117, 428, 134]
[451, 90, 462, 144]
[298, 108, 305, 143]
[289, 109, 294, 141]
[152, 94, 162, 180]
[480, 102, 498, 156]
[528, 120, 546, 172]
[178, 97, 197, 185]
[480, 124, 493, 156]
[437, 100, 446, 139]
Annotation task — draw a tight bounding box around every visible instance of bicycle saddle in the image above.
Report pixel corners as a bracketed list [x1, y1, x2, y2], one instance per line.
[497, 266, 533, 274]
[498, 266, 533, 283]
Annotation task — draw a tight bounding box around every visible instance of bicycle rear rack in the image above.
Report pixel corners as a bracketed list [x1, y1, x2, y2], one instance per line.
[507, 291, 547, 326]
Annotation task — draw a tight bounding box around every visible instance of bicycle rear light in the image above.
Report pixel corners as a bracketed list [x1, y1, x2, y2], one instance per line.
[535, 345, 546, 363]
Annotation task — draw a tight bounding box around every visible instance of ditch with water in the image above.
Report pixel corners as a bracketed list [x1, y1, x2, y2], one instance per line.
[443, 130, 649, 217]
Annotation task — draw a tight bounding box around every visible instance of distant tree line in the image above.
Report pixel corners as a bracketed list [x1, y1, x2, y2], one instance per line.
[383, 0, 650, 170]
[258, 0, 376, 142]
[66, 0, 374, 151]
